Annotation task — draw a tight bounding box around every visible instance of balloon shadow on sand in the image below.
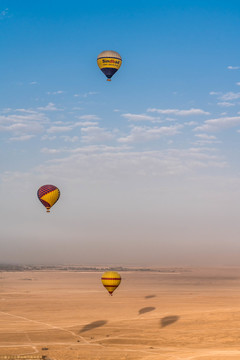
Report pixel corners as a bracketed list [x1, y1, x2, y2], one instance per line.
[80, 320, 108, 333]
[160, 316, 179, 328]
[139, 307, 156, 315]
[145, 295, 156, 299]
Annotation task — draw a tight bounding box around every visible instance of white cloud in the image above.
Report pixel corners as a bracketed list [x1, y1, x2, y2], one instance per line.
[147, 108, 210, 116]
[29, 81, 37, 85]
[77, 115, 101, 121]
[194, 116, 240, 132]
[0, 123, 42, 135]
[4, 123, 28, 131]
[121, 113, 161, 122]
[195, 134, 217, 140]
[166, 147, 226, 169]
[165, 117, 176, 122]
[41, 135, 57, 141]
[72, 107, 83, 111]
[0, 109, 48, 136]
[0, 8, 8, 19]
[217, 101, 235, 107]
[41, 147, 63, 154]
[47, 125, 73, 133]
[236, 82, 240, 86]
[2, 108, 12, 113]
[194, 140, 221, 146]
[75, 121, 99, 127]
[210, 90, 240, 104]
[184, 121, 198, 126]
[60, 136, 79, 143]
[209, 91, 221, 96]
[15, 109, 38, 114]
[47, 90, 64, 95]
[227, 66, 240, 70]
[0, 111, 47, 124]
[118, 125, 182, 143]
[9, 134, 36, 141]
[40, 144, 130, 155]
[81, 126, 116, 143]
[74, 91, 98, 98]
[83, 91, 98, 98]
[34, 145, 227, 185]
[194, 134, 220, 145]
[220, 92, 240, 101]
[45, 121, 101, 135]
[37, 102, 63, 111]
[53, 121, 64, 124]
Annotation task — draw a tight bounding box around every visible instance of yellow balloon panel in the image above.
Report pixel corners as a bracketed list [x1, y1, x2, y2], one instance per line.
[101, 271, 121, 295]
[41, 189, 60, 208]
[97, 57, 122, 70]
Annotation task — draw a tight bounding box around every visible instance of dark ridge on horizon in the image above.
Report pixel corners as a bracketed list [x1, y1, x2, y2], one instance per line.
[0, 264, 189, 273]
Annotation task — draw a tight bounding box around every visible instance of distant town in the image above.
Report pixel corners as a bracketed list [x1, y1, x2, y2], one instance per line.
[0, 264, 187, 273]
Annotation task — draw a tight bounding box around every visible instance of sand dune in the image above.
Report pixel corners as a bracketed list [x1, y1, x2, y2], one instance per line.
[1, 267, 240, 359]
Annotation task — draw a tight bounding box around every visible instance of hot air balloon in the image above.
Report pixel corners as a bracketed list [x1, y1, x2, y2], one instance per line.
[37, 185, 60, 213]
[101, 271, 121, 296]
[97, 50, 122, 81]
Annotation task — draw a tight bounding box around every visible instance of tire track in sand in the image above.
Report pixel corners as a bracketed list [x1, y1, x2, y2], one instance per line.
[0, 311, 92, 346]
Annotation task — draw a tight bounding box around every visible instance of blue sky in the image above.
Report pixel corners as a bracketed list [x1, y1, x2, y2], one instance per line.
[1, 1, 240, 266]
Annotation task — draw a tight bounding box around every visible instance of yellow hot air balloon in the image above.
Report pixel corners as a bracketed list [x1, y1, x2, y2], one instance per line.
[97, 50, 122, 81]
[37, 185, 60, 213]
[101, 271, 121, 296]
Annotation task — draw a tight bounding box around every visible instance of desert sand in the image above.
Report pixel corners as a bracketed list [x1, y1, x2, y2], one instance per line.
[1, 267, 240, 360]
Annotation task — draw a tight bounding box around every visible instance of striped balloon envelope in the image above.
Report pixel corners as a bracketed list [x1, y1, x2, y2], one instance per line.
[97, 50, 122, 81]
[101, 271, 121, 296]
[37, 185, 60, 213]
